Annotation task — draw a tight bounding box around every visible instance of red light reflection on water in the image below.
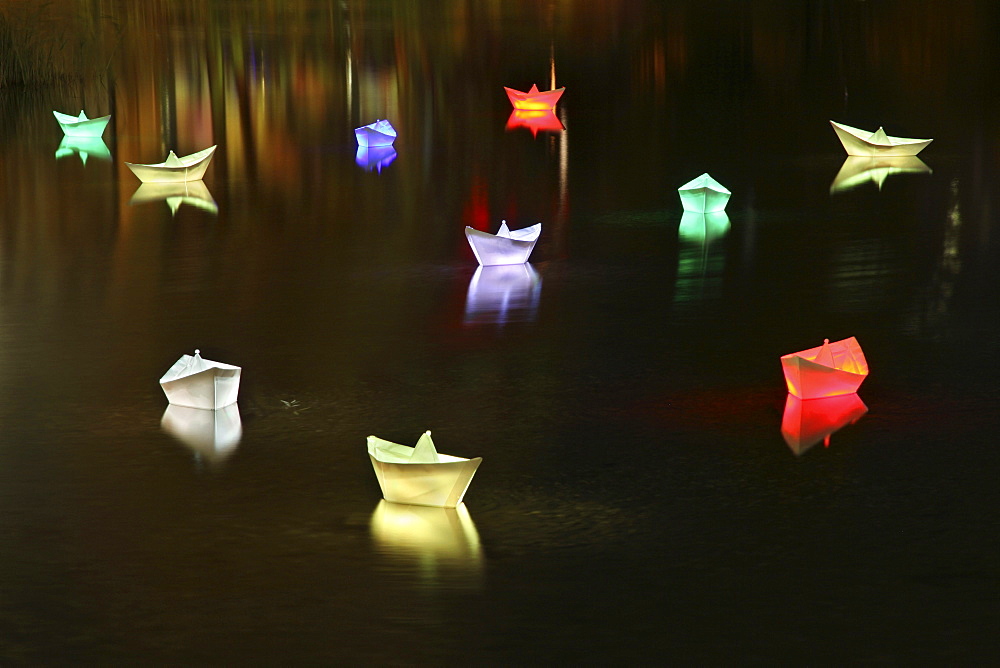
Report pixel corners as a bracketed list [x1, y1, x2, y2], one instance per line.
[781, 393, 868, 456]
[505, 110, 565, 137]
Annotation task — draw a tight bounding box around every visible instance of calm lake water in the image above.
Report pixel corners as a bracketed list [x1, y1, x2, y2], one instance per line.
[1, 0, 999, 662]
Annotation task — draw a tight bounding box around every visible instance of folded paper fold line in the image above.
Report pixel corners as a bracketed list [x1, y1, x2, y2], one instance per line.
[368, 431, 482, 508]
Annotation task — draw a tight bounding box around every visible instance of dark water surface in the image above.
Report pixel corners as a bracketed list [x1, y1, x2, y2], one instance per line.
[1, 0, 999, 662]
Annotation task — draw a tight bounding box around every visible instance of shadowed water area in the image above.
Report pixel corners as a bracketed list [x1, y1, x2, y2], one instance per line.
[1, 0, 1000, 662]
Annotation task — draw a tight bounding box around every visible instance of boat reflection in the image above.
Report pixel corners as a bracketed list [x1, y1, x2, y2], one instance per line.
[505, 109, 564, 137]
[160, 404, 243, 465]
[129, 180, 219, 215]
[54, 136, 111, 165]
[780, 393, 868, 456]
[464, 263, 542, 325]
[355, 146, 397, 173]
[678, 211, 730, 243]
[370, 501, 483, 587]
[830, 156, 932, 194]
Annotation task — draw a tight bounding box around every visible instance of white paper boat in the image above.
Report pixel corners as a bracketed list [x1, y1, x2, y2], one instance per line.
[780, 337, 869, 399]
[355, 146, 397, 172]
[464, 263, 541, 325]
[159, 349, 241, 410]
[678, 173, 730, 213]
[125, 145, 217, 183]
[830, 121, 932, 157]
[52, 110, 110, 138]
[678, 211, 731, 243]
[54, 136, 111, 165]
[129, 180, 218, 215]
[368, 431, 482, 508]
[504, 84, 565, 111]
[465, 221, 541, 266]
[354, 119, 396, 147]
[781, 393, 868, 456]
[161, 403, 242, 463]
[829, 156, 932, 193]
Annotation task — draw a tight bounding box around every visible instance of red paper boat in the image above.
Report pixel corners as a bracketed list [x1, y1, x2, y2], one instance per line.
[781, 393, 868, 455]
[504, 84, 565, 111]
[780, 337, 869, 399]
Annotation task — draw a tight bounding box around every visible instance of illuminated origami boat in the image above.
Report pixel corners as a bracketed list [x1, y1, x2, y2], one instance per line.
[159, 349, 241, 410]
[830, 121, 932, 157]
[780, 337, 869, 399]
[355, 146, 397, 172]
[830, 156, 932, 193]
[55, 136, 111, 165]
[355, 119, 396, 147]
[465, 221, 541, 266]
[464, 263, 542, 325]
[125, 145, 217, 183]
[678, 211, 731, 243]
[161, 403, 243, 464]
[52, 110, 110, 138]
[781, 393, 868, 456]
[367, 431, 482, 508]
[505, 109, 564, 137]
[129, 180, 218, 215]
[504, 84, 565, 111]
[678, 173, 730, 213]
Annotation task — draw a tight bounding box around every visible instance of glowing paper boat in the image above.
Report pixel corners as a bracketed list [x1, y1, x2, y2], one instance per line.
[830, 156, 932, 193]
[161, 404, 242, 464]
[367, 431, 482, 508]
[159, 349, 241, 410]
[678, 173, 730, 213]
[465, 221, 541, 266]
[780, 337, 869, 399]
[464, 263, 542, 325]
[830, 121, 932, 157]
[129, 180, 218, 215]
[505, 109, 564, 137]
[55, 136, 111, 165]
[781, 393, 868, 456]
[52, 110, 110, 138]
[355, 119, 396, 147]
[355, 146, 397, 172]
[125, 145, 217, 183]
[678, 211, 731, 243]
[504, 84, 565, 111]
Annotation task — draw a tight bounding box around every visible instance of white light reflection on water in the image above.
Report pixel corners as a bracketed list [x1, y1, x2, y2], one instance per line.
[369, 501, 483, 590]
[464, 264, 542, 325]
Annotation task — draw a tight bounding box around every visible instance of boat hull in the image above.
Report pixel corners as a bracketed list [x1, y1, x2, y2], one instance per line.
[160, 366, 240, 410]
[369, 455, 482, 508]
[355, 120, 397, 147]
[830, 121, 932, 157]
[465, 225, 540, 266]
[678, 173, 730, 213]
[780, 337, 869, 399]
[125, 146, 217, 183]
[504, 86, 564, 111]
[53, 111, 110, 138]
